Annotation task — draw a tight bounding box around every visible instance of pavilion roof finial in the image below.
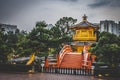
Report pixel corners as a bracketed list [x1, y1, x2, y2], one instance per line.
[82, 14, 87, 21]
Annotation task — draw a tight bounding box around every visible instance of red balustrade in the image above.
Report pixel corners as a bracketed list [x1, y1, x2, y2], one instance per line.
[57, 45, 72, 67]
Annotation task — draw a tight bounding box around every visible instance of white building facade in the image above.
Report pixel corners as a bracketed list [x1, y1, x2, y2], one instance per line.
[0, 23, 17, 33]
[100, 20, 119, 36]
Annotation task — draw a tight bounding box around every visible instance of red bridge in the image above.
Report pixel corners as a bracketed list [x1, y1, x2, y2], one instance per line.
[44, 45, 96, 69]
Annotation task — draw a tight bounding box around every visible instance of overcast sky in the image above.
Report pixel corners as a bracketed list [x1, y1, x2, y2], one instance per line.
[0, 0, 120, 31]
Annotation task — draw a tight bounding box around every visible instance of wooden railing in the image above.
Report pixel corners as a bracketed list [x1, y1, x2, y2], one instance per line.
[57, 45, 72, 67]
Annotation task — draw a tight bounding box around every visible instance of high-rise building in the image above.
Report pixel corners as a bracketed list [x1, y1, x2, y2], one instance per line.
[119, 21, 120, 35]
[100, 20, 119, 36]
[46, 24, 53, 30]
[0, 23, 17, 33]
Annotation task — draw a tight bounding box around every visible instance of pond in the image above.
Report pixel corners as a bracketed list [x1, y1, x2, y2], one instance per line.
[0, 72, 119, 80]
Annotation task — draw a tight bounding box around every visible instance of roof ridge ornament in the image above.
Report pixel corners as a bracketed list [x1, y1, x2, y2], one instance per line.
[82, 14, 87, 21]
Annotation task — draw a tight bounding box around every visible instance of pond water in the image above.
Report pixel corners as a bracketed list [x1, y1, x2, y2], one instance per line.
[0, 72, 119, 80]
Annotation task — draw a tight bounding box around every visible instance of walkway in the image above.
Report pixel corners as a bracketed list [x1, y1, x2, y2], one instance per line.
[0, 72, 119, 80]
[60, 53, 82, 68]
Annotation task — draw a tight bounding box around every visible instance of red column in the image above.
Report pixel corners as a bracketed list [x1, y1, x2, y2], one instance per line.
[57, 54, 60, 67]
[44, 58, 49, 67]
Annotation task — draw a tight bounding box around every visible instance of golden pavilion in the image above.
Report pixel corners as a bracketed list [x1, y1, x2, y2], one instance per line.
[70, 14, 98, 52]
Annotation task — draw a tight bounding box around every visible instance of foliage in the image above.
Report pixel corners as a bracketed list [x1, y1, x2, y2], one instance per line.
[0, 31, 19, 62]
[27, 21, 53, 56]
[55, 17, 77, 36]
[50, 17, 77, 53]
[0, 17, 77, 63]
[15, 32, 31, 57]
[0, 31, 8, 62]
[90, 32, 120, 67]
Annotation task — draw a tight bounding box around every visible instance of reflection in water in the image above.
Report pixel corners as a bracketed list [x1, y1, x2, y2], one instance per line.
[28, 73, 33, 78]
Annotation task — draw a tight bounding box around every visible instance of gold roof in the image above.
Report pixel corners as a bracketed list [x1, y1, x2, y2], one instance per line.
[70, 14, 98, 30]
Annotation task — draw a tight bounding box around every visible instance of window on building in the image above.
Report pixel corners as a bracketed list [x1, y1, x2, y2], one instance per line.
[81, 30, 88, 37]
[76, 30, 80, 34]
[89, 31, 92, 37]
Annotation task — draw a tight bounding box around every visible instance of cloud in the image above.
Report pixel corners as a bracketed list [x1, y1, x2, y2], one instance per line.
[62, 0, 78, 2]
[0, 0, 120, 31]
[0, 0, 41, 22]
[89, 0, 120, 8]
[0, 0, 78, 22]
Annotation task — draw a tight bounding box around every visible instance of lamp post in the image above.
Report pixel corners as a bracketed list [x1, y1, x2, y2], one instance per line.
[91, 65, 95, 75]
[32, 65, 35, 73]
[41, 63, 44, 72]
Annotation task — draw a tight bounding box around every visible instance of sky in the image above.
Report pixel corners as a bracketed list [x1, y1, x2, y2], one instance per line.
[0, 0, 120, 31]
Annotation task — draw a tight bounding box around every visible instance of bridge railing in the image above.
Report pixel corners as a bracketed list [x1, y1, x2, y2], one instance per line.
[57, 45, 72, 67]
[82, 46, 93, 69]
[42, 67, 94, 76]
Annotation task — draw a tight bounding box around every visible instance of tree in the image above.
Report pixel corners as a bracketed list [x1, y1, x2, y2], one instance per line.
[49, 17, 77, 53]
[0, 30, 18, 62]
[27, 21, 52, 56]
[90, 32, 120, 67]
[0, 31, 8, 62]
[55, 17, 77, 36]
[94, 30, 100, 42]
[15, 32, 31, 57]
[0, 17, 77, 62]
